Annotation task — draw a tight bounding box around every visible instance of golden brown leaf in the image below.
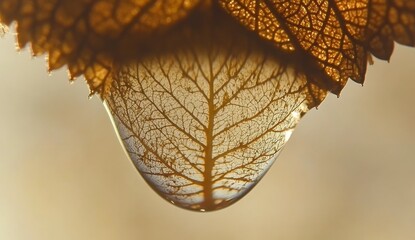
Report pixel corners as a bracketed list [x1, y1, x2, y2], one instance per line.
[219, 0, 415, 94]
[1, 0, 413, 211]
[0, 0, 200, 95]
[1, 1, 414, 99]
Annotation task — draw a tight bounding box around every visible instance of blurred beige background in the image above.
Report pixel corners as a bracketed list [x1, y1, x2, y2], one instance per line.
[1, 30, 414, 240]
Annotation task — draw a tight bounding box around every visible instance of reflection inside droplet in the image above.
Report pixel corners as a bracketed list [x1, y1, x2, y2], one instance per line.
[104, 12, 316, 211]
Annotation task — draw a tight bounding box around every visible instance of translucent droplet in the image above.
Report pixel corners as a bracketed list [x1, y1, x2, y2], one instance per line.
[104, 14, 316, 211]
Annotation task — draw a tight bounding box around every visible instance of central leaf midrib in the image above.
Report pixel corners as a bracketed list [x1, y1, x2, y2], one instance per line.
[202, 60, 216, 210]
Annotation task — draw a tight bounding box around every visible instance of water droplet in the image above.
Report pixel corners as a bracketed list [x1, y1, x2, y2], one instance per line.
[104, 15, 315, 211]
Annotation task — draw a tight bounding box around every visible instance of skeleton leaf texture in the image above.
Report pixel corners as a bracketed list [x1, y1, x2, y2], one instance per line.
[1, 1, 414, 211]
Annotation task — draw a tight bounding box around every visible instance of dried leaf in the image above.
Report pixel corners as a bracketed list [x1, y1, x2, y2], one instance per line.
[1, 1, 414, 97]
[1, 0, 414, 211]
[0, 0, 199, 95]
[219, 0, 415, 94]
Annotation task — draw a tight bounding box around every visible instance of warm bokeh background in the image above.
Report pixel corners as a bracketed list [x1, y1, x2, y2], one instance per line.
[1, 30, 414, 240]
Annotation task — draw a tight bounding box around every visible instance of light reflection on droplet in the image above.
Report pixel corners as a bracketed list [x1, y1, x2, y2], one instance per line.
[284, 129, 294, 143]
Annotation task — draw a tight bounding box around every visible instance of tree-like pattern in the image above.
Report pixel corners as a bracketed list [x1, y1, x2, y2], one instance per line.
[106, 16, 312, 211]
